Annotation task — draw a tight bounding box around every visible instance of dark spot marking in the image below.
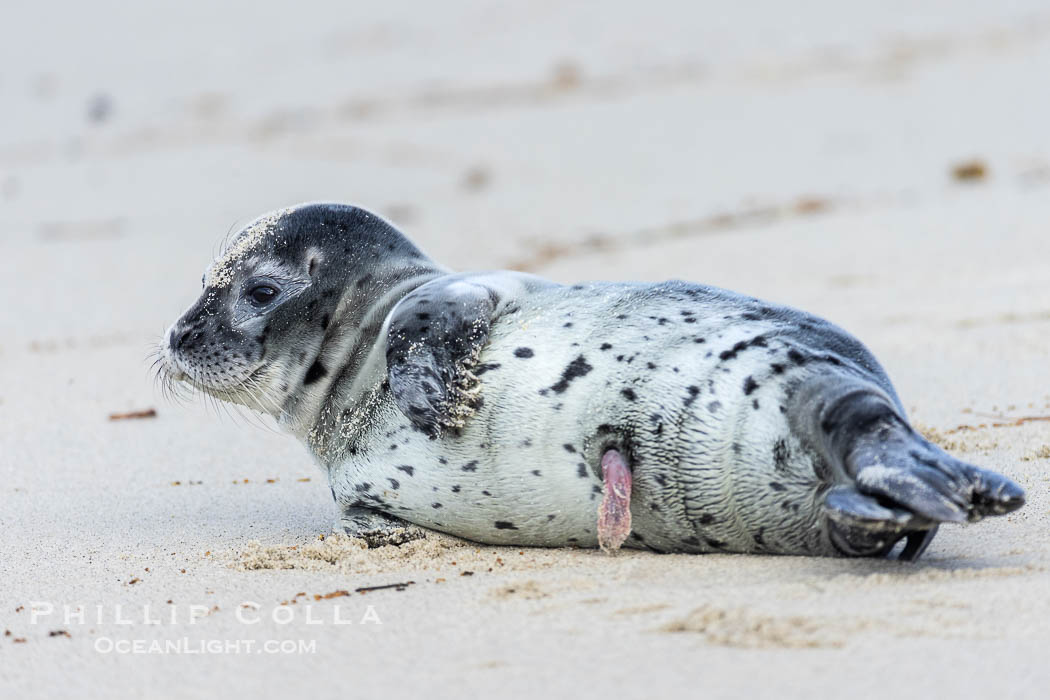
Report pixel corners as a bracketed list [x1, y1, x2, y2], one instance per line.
[769, 482, 786, 492]
[771, 363, 785, 374]
[684, 385, 700, 408]
[387, 478, 400, 490]
[494, 521, 518, 530]
[451, 485, 461, 493]
[531, 469, 542, 476]
[396, 465, 415, 476]
[461, 461, 478, 472]
[549, 355, 592, 394]
[432, 502, 443, 509]
[707, 400, 721, 412]
[577, 464, 588, 478]
[788, 349, 806, 365]
[621, 388, 637, 401]
[743, 376, 759, 395]
[563, 443, 576, 453]
[600, 343, 613, 351]
[303, 360, 327, 385]
[513, 347, 534, 358]
[775, 440, 796, 472]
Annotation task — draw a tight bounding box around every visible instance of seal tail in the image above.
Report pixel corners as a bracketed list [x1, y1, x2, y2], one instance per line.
[792, 374, 1025, 560]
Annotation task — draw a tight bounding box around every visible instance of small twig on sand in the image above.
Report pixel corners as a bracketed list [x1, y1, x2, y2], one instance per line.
[355, 581, 415, 594]
[108, 408, 157, 421]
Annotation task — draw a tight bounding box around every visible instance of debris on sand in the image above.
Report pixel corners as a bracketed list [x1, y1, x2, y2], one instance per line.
[951, 159, 987, 182]
[108, 408, 157, 421]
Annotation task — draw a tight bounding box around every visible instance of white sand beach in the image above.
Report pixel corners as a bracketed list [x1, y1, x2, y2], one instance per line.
[2, 1, 1049, 697]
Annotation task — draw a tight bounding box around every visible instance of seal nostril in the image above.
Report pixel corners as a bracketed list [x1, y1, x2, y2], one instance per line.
[173, 328, 192, 349]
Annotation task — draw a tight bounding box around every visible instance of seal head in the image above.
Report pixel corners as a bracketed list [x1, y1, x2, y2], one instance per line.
[159, 203, 441, 426]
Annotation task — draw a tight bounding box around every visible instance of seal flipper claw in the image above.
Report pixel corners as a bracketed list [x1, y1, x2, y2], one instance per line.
[898, 527, 938, 562]
[597, 449, 632, 552]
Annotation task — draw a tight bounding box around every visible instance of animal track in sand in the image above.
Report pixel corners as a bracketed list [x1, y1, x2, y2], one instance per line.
[230, 533, 564, 576]
[660, 605, 855, 649]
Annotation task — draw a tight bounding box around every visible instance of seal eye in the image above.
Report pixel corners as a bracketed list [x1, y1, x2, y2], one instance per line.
[247, 284, 278, 306]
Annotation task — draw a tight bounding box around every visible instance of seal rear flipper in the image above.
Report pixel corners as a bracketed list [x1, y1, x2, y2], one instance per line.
[824, 485, 937, 559]
[844, 419, 1026, 525]
[597, 449, 632, 552]
[793, 373, 1026, 560]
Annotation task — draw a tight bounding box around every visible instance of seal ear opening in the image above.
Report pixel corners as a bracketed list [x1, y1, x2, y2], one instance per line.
[307, 248, 324, 278]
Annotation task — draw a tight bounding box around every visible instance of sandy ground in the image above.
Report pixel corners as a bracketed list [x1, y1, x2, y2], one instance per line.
[2, 1, 1050, 697]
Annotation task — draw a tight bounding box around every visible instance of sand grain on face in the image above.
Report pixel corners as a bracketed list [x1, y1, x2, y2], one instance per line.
[206, 208, 293, 288]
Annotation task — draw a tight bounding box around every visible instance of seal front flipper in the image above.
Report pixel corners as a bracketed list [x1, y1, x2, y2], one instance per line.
[386, 272, 555, 437]
[337, 506, 428, 548]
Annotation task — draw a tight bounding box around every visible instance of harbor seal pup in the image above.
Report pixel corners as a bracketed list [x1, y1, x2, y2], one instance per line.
[158, 203, 1025, 560]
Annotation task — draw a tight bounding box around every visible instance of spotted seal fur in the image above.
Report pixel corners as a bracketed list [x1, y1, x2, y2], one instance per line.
[158, 203, 1025, 560]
